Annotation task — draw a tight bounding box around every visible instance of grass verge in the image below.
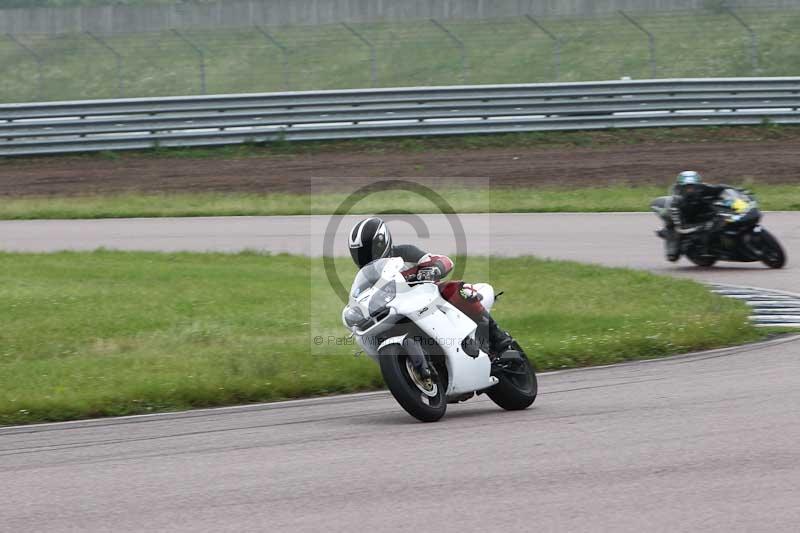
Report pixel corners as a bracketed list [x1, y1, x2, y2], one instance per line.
[0, 250, 760, 426]
[1, 184, 799, 219]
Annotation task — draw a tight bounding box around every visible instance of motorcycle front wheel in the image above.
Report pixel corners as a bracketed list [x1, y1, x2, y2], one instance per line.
[379, 344, 447, 422]
[487, 342, 538, 411]
[758, 229, 786, 269]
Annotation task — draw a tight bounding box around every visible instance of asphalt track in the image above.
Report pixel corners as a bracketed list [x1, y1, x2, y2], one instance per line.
[1, 212, 800, 532]
[2, 211, 800, 291]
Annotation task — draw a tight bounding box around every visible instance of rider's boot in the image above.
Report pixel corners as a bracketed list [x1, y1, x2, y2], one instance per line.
[479, 310, 514, 359]
[699, 223, 718, 258]
[664, 229, 680, 262]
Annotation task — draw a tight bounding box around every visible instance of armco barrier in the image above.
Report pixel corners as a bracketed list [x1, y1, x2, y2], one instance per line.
[1, 77, 799, 156]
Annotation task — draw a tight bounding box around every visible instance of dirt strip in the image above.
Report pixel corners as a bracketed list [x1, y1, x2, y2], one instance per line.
[0, 139, 798, 197]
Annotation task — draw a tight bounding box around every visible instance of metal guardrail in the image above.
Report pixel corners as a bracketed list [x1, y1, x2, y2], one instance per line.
[1, 77, 799, 156]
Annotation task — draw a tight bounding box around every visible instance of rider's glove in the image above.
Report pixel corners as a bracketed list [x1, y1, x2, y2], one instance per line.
[459, 283, 483, 302]
[416, 266, 442, 282]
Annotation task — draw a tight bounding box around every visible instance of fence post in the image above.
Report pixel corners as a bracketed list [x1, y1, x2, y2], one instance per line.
[618, 10, 656, 79]
[342, 23, 377, 87]
[172, 29, 206, 94]
[254, 25, 290, 91]
[6, 33, 44, 100]
[524, 15, 561, 81]
[430, 19, 468, 84]
[725, 7, 759, 74]
[86, 31, 124, 97]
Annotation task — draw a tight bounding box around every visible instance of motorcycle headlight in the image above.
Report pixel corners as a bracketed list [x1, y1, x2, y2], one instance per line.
[343, 306, 366, 328]
[368, 280, 396, 317]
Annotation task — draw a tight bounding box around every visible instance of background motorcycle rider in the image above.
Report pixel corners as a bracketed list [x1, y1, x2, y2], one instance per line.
[661, 171, 728, 262]
[348, 216, 514, 357]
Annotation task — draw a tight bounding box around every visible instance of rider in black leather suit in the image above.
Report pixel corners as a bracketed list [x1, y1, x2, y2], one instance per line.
[663, 171, 727, 262]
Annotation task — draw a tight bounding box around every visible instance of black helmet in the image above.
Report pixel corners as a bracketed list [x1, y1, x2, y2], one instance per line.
[348, 217, 393, 268]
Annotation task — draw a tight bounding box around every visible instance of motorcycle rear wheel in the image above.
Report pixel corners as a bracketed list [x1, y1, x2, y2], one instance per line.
[379, 344, 447, 422]
[759, 229, 786, 269]
[487, 342, 538, 411]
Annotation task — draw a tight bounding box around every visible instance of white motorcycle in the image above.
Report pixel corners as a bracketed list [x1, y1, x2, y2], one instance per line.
[342, 257, 537, 422]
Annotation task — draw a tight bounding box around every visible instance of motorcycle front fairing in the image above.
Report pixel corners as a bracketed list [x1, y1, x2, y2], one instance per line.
[712, 189, 765, 261]
[393, 289, 496, 396]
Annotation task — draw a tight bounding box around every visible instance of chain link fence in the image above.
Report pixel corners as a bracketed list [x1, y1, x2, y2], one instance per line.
[1, 7, 799, 103]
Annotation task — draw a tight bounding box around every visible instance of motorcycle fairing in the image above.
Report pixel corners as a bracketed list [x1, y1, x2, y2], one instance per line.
[351, 259, 496, 396]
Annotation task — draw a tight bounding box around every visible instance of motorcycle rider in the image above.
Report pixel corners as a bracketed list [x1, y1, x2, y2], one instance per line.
[662, 171, 727, 262]
[348, 216, 514, 358]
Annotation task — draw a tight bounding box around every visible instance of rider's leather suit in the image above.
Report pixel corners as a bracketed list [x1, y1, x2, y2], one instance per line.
[665, 184, 728, 259]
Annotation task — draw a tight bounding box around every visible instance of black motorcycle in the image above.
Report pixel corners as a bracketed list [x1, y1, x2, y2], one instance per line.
[651, 188, 786, 269]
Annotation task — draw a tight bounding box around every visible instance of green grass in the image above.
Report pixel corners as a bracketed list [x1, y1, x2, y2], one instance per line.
[0, 250, 760, 425]
[1, 184, 798, 219]
[1, 9, 799, 102]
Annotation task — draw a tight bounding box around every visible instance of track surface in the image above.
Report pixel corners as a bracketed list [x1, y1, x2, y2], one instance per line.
[2, 212, 800, 531]
[1, 211, 799, 291]
[3, 338, 800, 532]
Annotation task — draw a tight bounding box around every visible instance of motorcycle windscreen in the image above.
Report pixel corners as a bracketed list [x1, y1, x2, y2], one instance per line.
[350, 258, 392, 298]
